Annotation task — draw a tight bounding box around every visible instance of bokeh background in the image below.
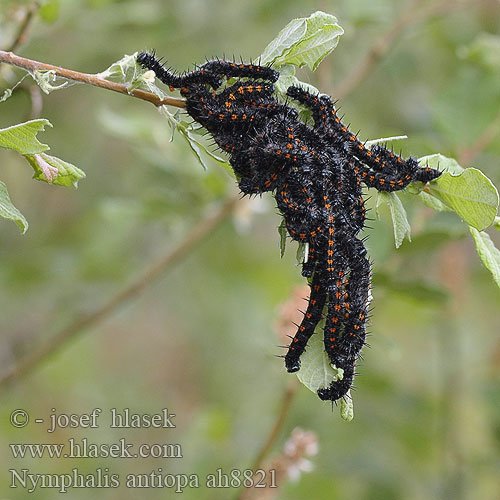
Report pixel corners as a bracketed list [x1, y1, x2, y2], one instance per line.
[1, 0, 499, 499]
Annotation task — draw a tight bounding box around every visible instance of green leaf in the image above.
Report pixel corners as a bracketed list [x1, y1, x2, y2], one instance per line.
[0, 119, 51, 155]
[278, 219, 287, 258]
[340, 394, 354, 422]
[469, 227, 500, 288]
[376, 191, 411, 248]
[296, 332, 344, 394]
[418, 190, 450, 212]
[261, 18, 307, 66]
[24, 153, 86, 188]
[260, 11, 344, 71]
[0, 181, 28, 233]
[423, 159, 499, 230]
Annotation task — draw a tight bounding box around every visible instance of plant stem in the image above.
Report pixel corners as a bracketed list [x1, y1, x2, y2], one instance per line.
[5, 2, 40, 53]
[250, 379, 299, 471]
[0, 50, 186, 109]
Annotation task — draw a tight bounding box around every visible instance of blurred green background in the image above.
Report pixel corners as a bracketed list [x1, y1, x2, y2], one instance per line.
[1, 0, 499, 499]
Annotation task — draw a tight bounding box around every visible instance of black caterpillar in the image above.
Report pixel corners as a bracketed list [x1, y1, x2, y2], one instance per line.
[137, 52, 441, 402]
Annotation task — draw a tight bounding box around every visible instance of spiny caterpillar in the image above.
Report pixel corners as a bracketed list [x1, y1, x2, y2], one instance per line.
[137, 52, 441, 403]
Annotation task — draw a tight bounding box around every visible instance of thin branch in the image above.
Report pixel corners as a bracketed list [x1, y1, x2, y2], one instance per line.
[5, 2, 40, 53]
[0, 197, 237, 389]
[250, 379, 300, 472]
[0, 50, 186, 109]
[335, 0, 483, 100]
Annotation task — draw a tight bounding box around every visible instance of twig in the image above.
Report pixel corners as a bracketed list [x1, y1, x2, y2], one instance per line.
[5, 2, 40, 53]
[335, 0, 482, 100]
[0, 197, 237, 389]
[250, 379, 300, 472]
[0, 50, 186, 109]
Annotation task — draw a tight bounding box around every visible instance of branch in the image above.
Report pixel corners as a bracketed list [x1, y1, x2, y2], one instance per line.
[0, 197, 237, 389]
[5, 2, 40, 53]
[0, 50, 186, 109]
[335, 0, 484, 100]
[250, 379, 299, 471]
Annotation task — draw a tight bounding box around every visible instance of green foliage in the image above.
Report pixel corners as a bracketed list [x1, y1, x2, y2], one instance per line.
[25, 152, 85, 187]
[376, 192, 411, 248]
[420, 154, 499, 231]
[31, 69, 70, 94]
[260, 11, 344, 70]
[381, 153, 500, 291]
[0, 120, 84, 231]
[296, 331, 344, 394]
[469, 227, 500, 288]
[0, 181, 28, 233]
[340, 395, 354, 422]
[0, 119, 51, 154]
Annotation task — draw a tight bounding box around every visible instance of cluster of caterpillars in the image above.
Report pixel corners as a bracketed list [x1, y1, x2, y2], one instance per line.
[137, 52, 441, 402]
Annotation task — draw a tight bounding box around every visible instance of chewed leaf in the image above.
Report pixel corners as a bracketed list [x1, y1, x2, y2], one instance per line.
[98, 52, 140, 82]
[376, 191, 411, 248]
[25, 152, 86, 188]
[296, 332, 344, 394]
[261, 11, 344, 71]
[469, 227, 500, 288]
[31, 70, 70, 94]
[0, 181, 28, 233]
[0, 119, 51, 155]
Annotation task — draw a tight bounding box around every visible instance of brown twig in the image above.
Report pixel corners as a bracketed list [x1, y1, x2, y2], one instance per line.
[0, 197, 237, 389]
[335, 0, 482, 101]
[5, 2, 40, 53]
[250, 379, 300, 472]
[0, 50, 186, 108]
